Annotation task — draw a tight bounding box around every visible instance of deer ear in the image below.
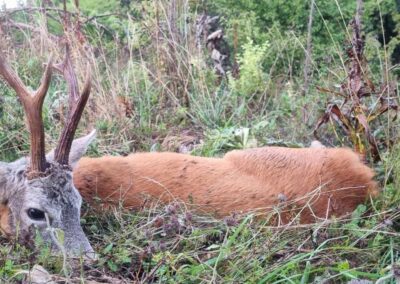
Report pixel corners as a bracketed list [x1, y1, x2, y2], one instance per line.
[47, 130, 96, 168]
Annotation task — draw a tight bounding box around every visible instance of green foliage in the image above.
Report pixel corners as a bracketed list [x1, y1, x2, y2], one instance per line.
[193, 126, 257, 156]
[206, 0, 400, 80]
[229, 39, 269, 97]
[0, 259, 14, 280]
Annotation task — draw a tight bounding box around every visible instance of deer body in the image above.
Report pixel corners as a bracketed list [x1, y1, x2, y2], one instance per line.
[74, 146, 378, 223]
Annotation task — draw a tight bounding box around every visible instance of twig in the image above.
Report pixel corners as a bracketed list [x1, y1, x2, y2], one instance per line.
[1, 20, 60, 41]
[140, 258, 165, 283]
[302, 0, 315, 96]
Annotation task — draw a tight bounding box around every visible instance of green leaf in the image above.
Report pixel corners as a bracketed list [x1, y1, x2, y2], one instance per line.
[103, 243, 114, 254]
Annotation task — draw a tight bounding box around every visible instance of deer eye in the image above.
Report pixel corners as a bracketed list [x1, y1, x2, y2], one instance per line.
[27, 208, 45, 221]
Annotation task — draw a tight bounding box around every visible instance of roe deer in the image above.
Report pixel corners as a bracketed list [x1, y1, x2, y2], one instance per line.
[0, 47, 96, 258]
[72, 140, 378, 224]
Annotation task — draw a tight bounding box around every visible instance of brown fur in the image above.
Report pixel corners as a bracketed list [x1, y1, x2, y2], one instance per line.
[0, 203, 10, 235]
[73, 147, 378, 223]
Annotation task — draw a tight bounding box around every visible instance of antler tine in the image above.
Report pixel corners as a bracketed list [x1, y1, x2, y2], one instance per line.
[0, 52, 53, 177]
[0, 54, 31, 99]
[54, 46, 91, 165]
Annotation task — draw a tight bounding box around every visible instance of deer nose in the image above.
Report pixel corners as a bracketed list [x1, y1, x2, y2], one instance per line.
[61, 223, 95, 259]
[71, 236, 96, 260]
[80, 239, 97, 260]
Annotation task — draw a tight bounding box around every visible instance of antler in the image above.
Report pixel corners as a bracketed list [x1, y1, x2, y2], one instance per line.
[54, 45, 91, 165]
[0, 52, 53, 177]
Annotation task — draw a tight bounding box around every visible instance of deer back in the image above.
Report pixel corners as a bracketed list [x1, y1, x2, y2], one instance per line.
[73, 146, 377, 223]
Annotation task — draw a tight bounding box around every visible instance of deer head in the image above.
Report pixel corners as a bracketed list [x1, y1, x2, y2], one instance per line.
[0, 47, 95, 258]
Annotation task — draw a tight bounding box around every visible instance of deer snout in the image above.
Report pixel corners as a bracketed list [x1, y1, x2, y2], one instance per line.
[66, 230, 95, 259]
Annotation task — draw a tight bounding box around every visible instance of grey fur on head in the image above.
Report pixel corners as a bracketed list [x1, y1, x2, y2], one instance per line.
[0, 130, 96, 258]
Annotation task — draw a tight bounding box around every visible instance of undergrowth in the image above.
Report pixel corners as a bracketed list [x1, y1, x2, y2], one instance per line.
[1, 194, 400, 283]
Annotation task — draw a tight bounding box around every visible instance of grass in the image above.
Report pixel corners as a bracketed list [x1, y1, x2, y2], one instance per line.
[0, 0, 400, 283]
[1, 195, 400, 283]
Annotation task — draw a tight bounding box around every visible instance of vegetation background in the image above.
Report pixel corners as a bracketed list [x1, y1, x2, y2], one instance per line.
[0, 0, 399, 283]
